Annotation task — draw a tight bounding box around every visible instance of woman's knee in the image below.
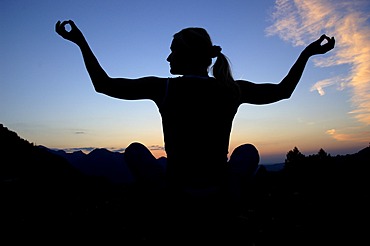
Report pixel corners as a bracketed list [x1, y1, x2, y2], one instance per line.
[229, 143, 260, 165]
[125, 141, 150, 153]
[229, 144, 260, 178]
[124, 142, 165, 183]
[124, 142, 154, 163]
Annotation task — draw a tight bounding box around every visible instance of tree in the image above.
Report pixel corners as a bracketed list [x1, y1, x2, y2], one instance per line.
[285, 146, 305, 165]
[317, 148, 330, 160]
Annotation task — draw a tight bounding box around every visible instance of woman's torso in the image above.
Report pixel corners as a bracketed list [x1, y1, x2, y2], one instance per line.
[157, 76, 240, 187]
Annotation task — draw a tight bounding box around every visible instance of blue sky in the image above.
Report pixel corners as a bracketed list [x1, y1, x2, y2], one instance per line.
[1, 0, 369, 164]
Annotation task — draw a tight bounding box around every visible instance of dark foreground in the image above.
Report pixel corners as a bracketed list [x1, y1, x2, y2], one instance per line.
[1, 124, 369, 245]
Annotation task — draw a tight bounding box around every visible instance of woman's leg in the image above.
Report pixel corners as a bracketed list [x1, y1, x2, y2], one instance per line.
[124, 142, 167, 242]
[228, 143, 260, 211]
[124, 142, 166, 192]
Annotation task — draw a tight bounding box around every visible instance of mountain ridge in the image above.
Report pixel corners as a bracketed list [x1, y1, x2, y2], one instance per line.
[2, 123, 369, 184]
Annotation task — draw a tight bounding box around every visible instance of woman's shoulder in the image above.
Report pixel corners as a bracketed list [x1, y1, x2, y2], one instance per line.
[137, 76, 168, 83]
[170, 75, 214, 80]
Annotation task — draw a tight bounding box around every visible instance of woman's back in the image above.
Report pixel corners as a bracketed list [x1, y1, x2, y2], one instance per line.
[158, 76, 240, 188]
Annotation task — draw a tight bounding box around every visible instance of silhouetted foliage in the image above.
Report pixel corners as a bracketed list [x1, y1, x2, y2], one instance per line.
[285, 146, 305, 163]
[284, 146, 306, 172]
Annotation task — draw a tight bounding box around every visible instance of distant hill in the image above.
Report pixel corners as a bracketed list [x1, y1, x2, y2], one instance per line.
[43, 146, 135, 184]
[1, 123, 136, 242]
[261, 162, 284, 172]
[2, 123, 369, 183]
[0, 123, 83, 183]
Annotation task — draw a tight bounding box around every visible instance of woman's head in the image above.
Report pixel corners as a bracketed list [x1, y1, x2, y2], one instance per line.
[167, 27, 213, 75]
[173, 28, 221, 58]
[167, 27, 229, 79]
[167, 27, 239, 98]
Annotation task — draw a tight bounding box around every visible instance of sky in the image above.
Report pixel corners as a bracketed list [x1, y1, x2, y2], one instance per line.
[1, 0, 369, 164]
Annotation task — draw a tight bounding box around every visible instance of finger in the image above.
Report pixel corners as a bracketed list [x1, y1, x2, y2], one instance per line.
[324, 36, 335, 46]
[322, 34, 329, 39]
[56, 20, 70, 37]
[57, 20, 72, 36]
[55, 20, 66, 35]
[317, 34, 327, 43]
[68, 20, 76, 27]
[55, 21, 61, 32]
[60, 20, 70, 28]
[329, 37, 335, 48]
[327, 36, 333, 42]
[321, 37, 335, 52]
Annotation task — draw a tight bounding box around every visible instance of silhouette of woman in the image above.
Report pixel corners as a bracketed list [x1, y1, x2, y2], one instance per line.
[55, 20, 334, 241]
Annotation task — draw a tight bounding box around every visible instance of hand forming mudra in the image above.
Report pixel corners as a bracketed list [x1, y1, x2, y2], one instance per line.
[55, 20, 85, 45]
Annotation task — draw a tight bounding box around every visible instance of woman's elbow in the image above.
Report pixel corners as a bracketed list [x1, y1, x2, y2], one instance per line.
[91, 77, 111, 94]
[281, 91, 293, 100]
[277, 85, 295, 100]
[92, 83, 105, 93]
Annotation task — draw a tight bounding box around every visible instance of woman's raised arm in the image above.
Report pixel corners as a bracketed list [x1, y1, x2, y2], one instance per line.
[237, 34, 335, 105]
[56, 20, 111, 91]
[55, 20, 166, 102]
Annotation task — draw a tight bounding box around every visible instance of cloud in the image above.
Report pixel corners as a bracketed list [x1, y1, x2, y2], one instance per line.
[266, 0, 370, 125]
[54, 145, 165, 154]
[58, 147, 95, 153]
[310, 75, 347, 95]
[326, 128, 370, 142]
[148, 145, 165, 151]
[310, 78, 334, 96]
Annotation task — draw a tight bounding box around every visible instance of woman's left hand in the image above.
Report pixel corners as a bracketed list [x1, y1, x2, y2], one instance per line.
[303, 34, 335, 56]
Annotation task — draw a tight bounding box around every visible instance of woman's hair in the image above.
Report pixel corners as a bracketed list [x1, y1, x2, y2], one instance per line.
[173, 27, 240, 98]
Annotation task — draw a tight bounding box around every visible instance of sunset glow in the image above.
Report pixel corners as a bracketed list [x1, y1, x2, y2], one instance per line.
[1, 0, 369, 164]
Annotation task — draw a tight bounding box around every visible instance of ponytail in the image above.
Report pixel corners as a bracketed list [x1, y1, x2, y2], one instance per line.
[212, 53, 233, 82]
[212, 53, 241, 99]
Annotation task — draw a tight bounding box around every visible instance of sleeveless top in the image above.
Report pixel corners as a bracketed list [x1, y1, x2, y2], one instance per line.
[157, 76, 240, 188]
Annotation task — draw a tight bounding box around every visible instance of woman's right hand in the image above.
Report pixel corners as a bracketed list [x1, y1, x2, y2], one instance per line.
[55, 20, 85, 45]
